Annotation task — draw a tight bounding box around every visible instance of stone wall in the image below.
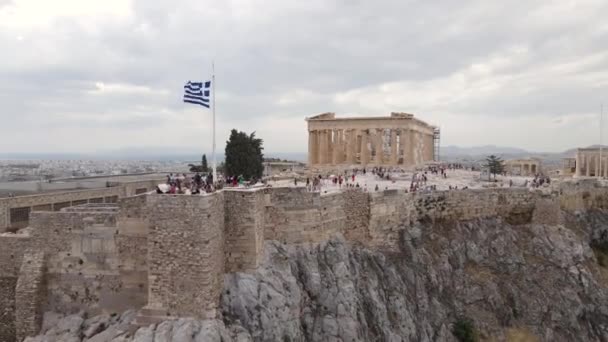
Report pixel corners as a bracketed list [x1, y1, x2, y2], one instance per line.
[342, 189, 370, 243]
[4, 182, 608, 341]
[224, 190, 266, 273]
[15, 252, 45, 342]
[0, 277, 16, 342]
[265, 188, 347, 244]
[558, 179, 608, 211]
[0, 235, 33, 342]
[0, 179, 161, 232]
[25, 208, 148, 315]
[367, 188, 538, 248]
[146, 193, 225, 319]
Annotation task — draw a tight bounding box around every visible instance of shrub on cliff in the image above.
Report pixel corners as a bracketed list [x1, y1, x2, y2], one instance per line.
[224, 129, 264, 180]
[452, 317, 478, 342]
[591, 240, 608, 267]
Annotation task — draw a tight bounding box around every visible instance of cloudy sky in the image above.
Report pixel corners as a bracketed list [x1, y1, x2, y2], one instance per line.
[1, 0, 607, 154]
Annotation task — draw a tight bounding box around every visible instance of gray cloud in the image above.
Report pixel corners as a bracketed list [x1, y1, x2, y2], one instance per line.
[1, 0, 608, 153]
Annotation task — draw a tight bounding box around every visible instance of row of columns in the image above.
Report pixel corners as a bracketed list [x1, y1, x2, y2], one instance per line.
[308, 128, 423, 166]
[575, 153, 608, 177]
[507, 162, 539, 176]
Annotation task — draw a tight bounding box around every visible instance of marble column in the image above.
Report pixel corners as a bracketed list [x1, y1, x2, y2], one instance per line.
[399, 129, 407, 165]
[308, 130, 316, 165]
[339, 130, 346, 164]
[374, 129, 383, 164]
[586, 154, 591, 177]
[390, 130, 398, 165]
[345, 129, 353, 164]
[319, 130, 327, 164]
[407, 129, 416, 166]
[332, 129, 340, 165]
[361, 130, 369, 165]
[575, 152, 581, 177]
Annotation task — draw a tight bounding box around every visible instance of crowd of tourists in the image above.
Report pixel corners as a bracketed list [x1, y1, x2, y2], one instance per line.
[156, 172, 215, 194]
[526, 174, 551, 188]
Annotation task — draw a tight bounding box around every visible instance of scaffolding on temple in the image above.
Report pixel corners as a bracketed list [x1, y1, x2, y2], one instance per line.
[433, 127, 441, 162]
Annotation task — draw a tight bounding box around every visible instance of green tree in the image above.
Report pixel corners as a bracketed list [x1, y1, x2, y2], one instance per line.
[188, 164, 202, 172]
[485, 154, 505, 180]
[224, 129, 264, 180]
[202, 154, 209, 172]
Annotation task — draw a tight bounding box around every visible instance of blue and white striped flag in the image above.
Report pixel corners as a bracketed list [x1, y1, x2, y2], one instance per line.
[183, 80, 211, 108]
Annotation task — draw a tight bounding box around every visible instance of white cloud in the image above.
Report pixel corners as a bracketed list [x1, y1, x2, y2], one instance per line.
[1, 0, 608, 154]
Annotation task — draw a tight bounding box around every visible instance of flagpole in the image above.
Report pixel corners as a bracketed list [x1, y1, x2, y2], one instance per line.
[212, 62, 217, 185]
[600, 104, 604, 179]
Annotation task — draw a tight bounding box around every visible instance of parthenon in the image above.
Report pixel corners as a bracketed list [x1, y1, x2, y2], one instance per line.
[306, 112, 438, 168]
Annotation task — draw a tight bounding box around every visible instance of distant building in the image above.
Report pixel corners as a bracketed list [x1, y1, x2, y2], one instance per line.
[306, 112, 439, 168]
[263, 161, 303, 177]
[574, 148, 608, 177]
[561, 158, 576, 176]
[504, 158, 542, 176]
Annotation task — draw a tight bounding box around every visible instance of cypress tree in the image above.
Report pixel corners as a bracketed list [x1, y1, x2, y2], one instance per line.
[224, 129, 264, 180]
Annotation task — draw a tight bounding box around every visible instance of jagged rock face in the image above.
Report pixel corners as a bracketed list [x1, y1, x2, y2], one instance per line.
[24, 210, 608, 341]
[221, 210, 608, 342]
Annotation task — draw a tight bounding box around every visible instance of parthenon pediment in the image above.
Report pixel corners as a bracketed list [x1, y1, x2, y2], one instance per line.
[308, 112, 336, 120]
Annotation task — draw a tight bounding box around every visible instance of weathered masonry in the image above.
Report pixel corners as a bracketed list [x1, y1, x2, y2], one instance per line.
[0, 178, 163, 232]
[1, 181, 607, 341]
[306, 112, 439, 168]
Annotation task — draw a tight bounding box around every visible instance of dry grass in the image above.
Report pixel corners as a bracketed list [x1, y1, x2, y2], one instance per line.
[465, 262, 496, 283]
[505, 327, 539, 342]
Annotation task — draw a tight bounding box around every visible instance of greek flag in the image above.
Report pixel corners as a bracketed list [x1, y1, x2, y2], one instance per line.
[183, 80, 211, 108]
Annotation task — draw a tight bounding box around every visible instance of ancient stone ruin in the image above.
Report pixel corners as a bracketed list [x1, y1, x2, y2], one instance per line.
[1, 181, 608, 341]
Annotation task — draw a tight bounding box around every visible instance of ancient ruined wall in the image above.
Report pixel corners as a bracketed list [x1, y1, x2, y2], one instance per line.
[367, 189, 538, 248]
[224, 190, 266, 273]
[0, 277, 17, 342]
[0, 179, 162, 232]
[146, 193, 224, 319]
[0, 198, 8, 232]
[342, 189, 370, 243]
[27, 209, 148, 315]
[0, 234, 33, 342]
[558, 180, 608, 211]
[15, 252, 45, 342]
[265, 188, 347, 244]
[115, 195, 149, 288]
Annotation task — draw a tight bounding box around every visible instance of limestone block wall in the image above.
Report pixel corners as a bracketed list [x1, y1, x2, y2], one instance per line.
[26, 209, 148, 315]
[15, 252, 46, 342]
[0, 178, 162, 232]
[265, 188, 346, 244]
[342, 189, 371, 243]
[0, 277, 17, 342]
[367, 189, 538, 248]
[146, 193, 225, 319]
[0, 235, 33, 342]
[367, 190, 414, 248]
[558, 180, 608, 211]
[0, 198, 7, 232]
[0, 235, 33, 278]
[224, 190, 266, 273]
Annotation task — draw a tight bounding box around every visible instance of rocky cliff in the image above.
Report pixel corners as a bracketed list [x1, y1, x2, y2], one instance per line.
[24, 209, 608, 341]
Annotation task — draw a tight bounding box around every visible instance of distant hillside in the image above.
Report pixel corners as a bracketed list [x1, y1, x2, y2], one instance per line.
[441, 145, 530, 157]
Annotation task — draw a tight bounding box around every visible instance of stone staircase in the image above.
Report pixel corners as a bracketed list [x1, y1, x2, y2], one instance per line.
[131, 306, 177, 327]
